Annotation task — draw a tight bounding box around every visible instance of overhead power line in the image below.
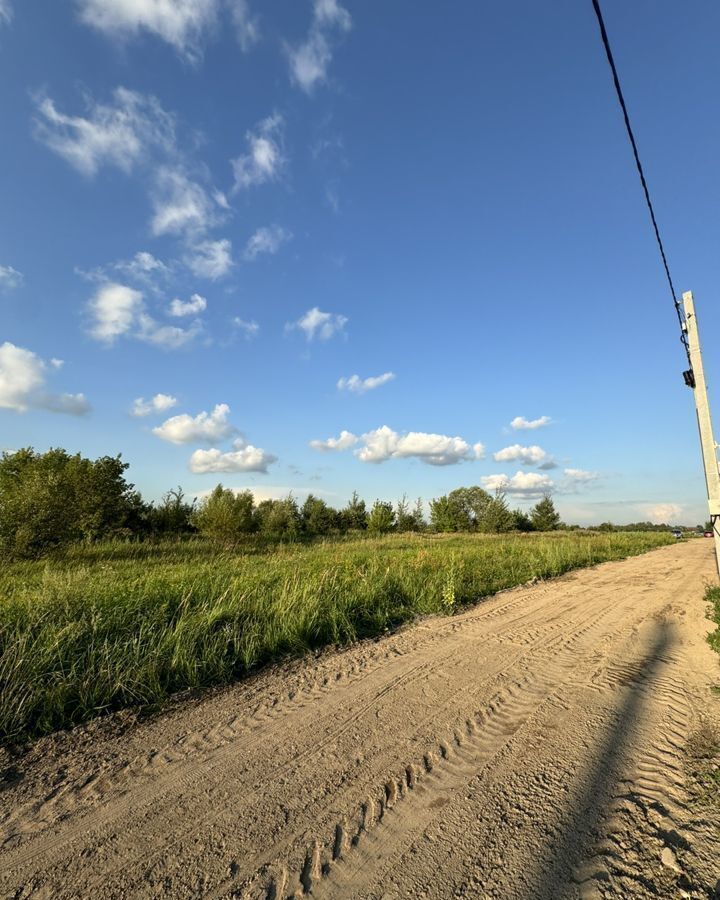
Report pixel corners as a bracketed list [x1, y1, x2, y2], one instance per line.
[590, 0, 691, 366]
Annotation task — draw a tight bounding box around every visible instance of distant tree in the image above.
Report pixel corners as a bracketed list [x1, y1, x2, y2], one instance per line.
[396, 494, 423, 532]
[0, 447, 138, 556]
[340, 491, 367, 531]
[529, 494, 562, 532]
[255, 495, 302, 540]
[367, 500, 396, 534]
[429, 493, 472, 532]
[412, 497, 426, 532]
[597, 522, 615, 532]
[191, 486, 255, 542]
[478, 491, 514, 533]
[151, 487, 196, 536]
[511, 508, 534, 532]
[301, 494, 338, 536]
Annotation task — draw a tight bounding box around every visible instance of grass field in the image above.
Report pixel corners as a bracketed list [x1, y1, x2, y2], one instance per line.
[0, 530, 674, 744]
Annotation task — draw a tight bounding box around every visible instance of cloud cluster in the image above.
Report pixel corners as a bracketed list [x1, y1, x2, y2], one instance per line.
[0, 0, 12, 27]
[35, 87, 231, 276]
[337, 372, 395, 394]
[88, 282, 201, 349]
[150, 401, 276, 473]
[231, 113, 284, 192]
[310, 430, 358, 452]
[168, 293, 207, 317]
[232, 317, 260, 338]
[150, 165, 218, 237]
[243, 225, 292, 261]
[493, 444, 555, 469]
[131, 393, 178, 417]
[153, 403, 235, 444]
[289, 307, 347, 342]
[185, 238, 233, 279]
[287, 0, 351, 93]
[636, 502, 684, 524]
[510, 415, 552, 431]
[561, 468, 599, 490]
[0, 264, 23, 290]
[0, 342, 89, 415]
[481, 466, 599, 498]
[311, 425, 484, 467]
[34, 87, 175, 178]
[481, 471, 554, 497]
[77, 0, 259, 60]
[189, 439, 277, 473]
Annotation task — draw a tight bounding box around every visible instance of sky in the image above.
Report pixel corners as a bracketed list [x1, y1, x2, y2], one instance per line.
[2, 0, 720, 526]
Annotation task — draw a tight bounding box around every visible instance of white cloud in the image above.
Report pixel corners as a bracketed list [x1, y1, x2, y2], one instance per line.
[88, 282, 144, 343]
[116, 250, 169, 283]
[510, 415, 552, 431]
[137, 314, 200, 349]
[559, 468, 600, 493]
[493, 444, 555, 468]
[0, 342, 89, 415]
[289, 306, 347, 341]
[153, 403, 236, 444]
[287, 0, 352, 93]
[355, 426, 484, 466]
[312, 426, 484, 466]
[337, 372, 395, 394]
[0, 1, 12, 26]
[34, 87, 175, 178]
[243, 225, 292, 261]
[186, 238, 233, 279]
[232, 317, 259, 338]
[309, 430, 358, 452]
[77, 0, 259, 59]
[229, 0, 259, 51]
[36, 88, 225, 249]
[563, 468, 598, 483]
[88, 282, 201, 349]
[131, 393, 178, 417]
[231, 113, 284, 192]
[635, 503, 684, 524]
[0, 265, 23, 290]
[151, 166, 216, 237]
[168, 293, 207, 317]
[77, 0, 220, 61]
[189, 438, 277, 473]
[481, 471, 554, 497]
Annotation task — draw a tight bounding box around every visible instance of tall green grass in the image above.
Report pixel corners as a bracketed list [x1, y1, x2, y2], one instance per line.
[0, 531, 672, 743]
[705, 584, 720, 657]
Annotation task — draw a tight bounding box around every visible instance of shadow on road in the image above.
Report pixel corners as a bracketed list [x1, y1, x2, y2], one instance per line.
[523, 619, 686, 899]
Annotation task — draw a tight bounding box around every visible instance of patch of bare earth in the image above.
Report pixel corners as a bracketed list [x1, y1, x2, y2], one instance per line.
[2, 540, 719, 899]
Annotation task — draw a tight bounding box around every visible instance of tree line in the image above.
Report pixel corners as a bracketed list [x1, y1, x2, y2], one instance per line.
[0, 448, 568, 557]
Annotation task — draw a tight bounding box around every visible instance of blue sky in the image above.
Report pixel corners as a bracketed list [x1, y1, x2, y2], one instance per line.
[2, 0, 720, 525]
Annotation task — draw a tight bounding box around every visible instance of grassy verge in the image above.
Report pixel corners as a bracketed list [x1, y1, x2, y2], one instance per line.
[705, 584, 720, 657]
[0, 531, 672, 744]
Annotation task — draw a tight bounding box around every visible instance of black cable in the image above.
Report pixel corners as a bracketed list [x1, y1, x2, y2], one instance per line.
[590, 0, 691, 365]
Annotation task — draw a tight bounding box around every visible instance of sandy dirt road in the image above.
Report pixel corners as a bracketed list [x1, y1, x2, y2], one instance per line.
[2, 540, 720, 899]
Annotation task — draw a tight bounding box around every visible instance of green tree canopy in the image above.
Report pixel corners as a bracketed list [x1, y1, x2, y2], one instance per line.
[367, 500, 396, 534]
[529, 494, 562, 532]
[0, 447, 138, 556]
[340, 491, 367, 531]
[191, 485, 255, 542]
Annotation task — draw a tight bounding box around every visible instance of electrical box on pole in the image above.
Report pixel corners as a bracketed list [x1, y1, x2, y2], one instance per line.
[682, 290, 720, 575]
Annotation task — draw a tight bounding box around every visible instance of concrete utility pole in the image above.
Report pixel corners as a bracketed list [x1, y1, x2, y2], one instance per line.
[682, 290, 720, 575]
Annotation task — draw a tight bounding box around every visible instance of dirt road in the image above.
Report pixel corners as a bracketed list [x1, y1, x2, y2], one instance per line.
[2, 540, 719, 899]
